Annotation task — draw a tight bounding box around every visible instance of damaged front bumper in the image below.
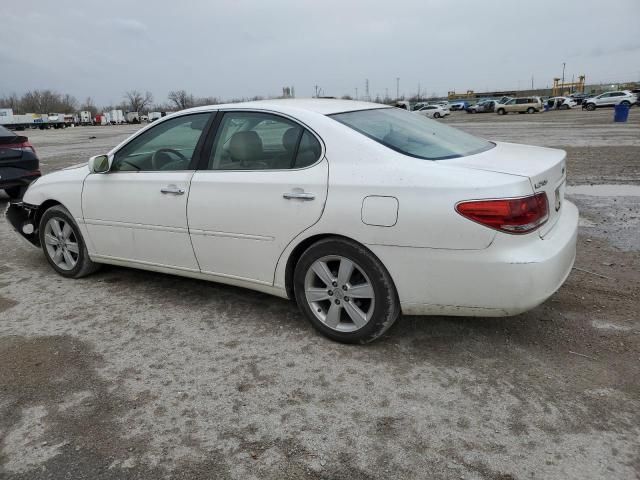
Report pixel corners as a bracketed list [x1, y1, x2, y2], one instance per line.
[5, 201, 40, 247]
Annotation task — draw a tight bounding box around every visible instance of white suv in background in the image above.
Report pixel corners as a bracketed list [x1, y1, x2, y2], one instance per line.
[584, 91, 637, 111]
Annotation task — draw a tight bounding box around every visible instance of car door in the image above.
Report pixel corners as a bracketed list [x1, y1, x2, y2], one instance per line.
[595, 93, 611, 106]
[504, 99, 517, 112]
[187, 110, 328, 285]
[82, 112, 213, 270]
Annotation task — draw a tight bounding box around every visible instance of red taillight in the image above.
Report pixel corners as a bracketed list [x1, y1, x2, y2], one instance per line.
[456, 193, 549, 234]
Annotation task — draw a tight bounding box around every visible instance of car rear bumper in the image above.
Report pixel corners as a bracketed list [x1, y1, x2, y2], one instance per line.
[0, 167, 40, 189]
[369, 200, 579, 317]
[5, 201, 40, 247]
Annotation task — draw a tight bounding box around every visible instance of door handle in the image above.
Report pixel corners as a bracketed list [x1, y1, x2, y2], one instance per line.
[161, 185, 185, 195]
[283, 191, 315, 201]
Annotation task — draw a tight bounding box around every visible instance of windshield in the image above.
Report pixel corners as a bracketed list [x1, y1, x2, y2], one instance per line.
[330, 107, 494, 160]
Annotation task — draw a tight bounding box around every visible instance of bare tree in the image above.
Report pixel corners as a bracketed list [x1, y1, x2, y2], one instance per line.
[167, 89, 194, 110]
[80, 97, 98, 115]
[0, 93, 21, 112]
[60, 93, 78, 112]
[124, 90, 154, 113]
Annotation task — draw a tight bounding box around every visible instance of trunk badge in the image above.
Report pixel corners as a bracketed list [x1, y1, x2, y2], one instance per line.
[534, 179, 548, 189]
[555, 187, 561, 211]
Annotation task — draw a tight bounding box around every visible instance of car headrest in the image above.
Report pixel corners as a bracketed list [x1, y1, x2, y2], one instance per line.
[229, 131, 263, 162]
[282, 127, 299, 154]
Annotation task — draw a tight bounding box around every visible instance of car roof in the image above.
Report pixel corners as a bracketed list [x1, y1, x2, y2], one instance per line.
[182, 98, 391, 116]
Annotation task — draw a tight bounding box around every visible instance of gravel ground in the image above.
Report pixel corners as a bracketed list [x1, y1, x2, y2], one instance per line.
[1, 108, 639, 480]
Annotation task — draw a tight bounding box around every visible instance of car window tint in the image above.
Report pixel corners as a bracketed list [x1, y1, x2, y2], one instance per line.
[112, 113, 211, 172]
[331, 107, 493, 161]
[295, 130, 322, 168]
[209, 112, 319, 170]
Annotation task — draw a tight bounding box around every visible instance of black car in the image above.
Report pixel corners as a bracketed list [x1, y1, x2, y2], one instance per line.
[0, 125, 40, 198]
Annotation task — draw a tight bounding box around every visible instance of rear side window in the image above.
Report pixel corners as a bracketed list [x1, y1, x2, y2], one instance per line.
[331, 107, 493, 160]
[208, 112, 321, 170]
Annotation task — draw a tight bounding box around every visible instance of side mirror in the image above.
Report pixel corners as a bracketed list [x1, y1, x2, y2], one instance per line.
[88, 154, 110, 174]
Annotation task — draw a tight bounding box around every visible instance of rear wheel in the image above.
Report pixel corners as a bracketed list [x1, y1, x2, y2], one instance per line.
[433, 112, 441, 118]
[497, 108, 506, 115]
[586, 103, 596, 111]
[526, 107, 535, 114]
[39, 205, 100, 278]
[620, 101, 631, 107]
[294, 238, 400, 344]
[561, 104, 570, 110]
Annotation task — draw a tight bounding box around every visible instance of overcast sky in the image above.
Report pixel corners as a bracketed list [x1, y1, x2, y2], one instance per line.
[1, 0, 639, 106]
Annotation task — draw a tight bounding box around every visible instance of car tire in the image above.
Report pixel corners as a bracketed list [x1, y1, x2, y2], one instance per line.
[38, 205, 100, 279]
[620, 101, 631, 107]
[497, 108, 506, 115]
[527, 107, 535, 114]
[293, 238, 400, 344]
[586, 103, 596, 111]
[561, 104, 570, 110]
[433, 112, 441, 118]
[4, 186, 23, 199]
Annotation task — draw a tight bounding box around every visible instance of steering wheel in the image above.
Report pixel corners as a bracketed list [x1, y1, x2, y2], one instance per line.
[151, 148, 187, 170]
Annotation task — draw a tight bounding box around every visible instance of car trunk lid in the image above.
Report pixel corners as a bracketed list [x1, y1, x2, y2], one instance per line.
[444, 141, 566, 237]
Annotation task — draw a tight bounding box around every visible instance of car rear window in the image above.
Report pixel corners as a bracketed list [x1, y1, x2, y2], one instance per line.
[330, 107, 494, 160]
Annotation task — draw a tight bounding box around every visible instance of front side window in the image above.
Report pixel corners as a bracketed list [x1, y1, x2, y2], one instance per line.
[112, 113, 211, 171]
[331, 107, 493, 160]
[208, 112, 321, 170]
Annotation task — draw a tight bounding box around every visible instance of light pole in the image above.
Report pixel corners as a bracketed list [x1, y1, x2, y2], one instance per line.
[561, 62, 566, 93]
[396, 77, 400, 100]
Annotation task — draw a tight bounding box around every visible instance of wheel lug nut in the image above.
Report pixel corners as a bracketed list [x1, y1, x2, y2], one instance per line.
[328, 290, 333, 296]
[332, 281, 338, 287]
[344, 296, 350, 302]
[335, 299, 340, 305]
[342, 285, 348, 291]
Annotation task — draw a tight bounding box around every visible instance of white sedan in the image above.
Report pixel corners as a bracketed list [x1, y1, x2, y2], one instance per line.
[547, 97, 578, 110]
[415, 104, 450, 118]
[7, 99, 578, 343]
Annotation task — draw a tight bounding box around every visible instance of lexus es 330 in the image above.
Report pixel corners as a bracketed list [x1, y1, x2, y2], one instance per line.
[6, 99, 578, 343]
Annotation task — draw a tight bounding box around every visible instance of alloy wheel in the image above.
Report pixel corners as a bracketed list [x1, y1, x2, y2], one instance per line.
[304, 255, 375, 332]
[43, 217, 79, 271]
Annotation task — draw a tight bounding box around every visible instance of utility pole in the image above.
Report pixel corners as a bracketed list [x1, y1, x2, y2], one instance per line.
[531, 75, 534, 90]
[561, 62, 566, 93]
[365, 79, 369, 101]
[385, 88, 388, 101]
[396, 77, 400, 100]
[314, 85, 319, 98]
[355, 87, 358, 100]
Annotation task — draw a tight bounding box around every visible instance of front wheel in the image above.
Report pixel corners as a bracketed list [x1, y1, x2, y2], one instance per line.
[433, 112, 441, 118]
[586, 103, 596, 111]
[497, 108, 506, 115]
[526, 107, 535, 114]
[620, 101, 631, 107]
[294, 238, 400, 344]
[39, 205, 100, 278]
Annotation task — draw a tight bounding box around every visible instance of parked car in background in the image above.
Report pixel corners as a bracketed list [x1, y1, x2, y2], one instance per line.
[450, 101, 469, 111]
[546, 97, 577, 110]
[496, 97, 543, 115]
[583, 91, 637, 111]
[415, 104, 450, 118]
[0, 125, 40, 198]
[466, 100, 497, 113]
[568, 93, 589, 105]
[6, 99, 578, 344]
